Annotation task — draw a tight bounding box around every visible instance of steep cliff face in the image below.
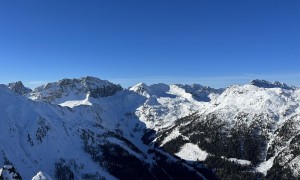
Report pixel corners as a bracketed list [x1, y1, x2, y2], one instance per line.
[8, 81, 32, 95]
[250, 79, 295, 90]
[28, 76, 122, 105]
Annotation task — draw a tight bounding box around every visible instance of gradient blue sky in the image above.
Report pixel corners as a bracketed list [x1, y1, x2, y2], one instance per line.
[0, 0, 300, 88]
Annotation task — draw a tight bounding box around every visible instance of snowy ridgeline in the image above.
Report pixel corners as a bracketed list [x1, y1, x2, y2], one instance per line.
[0, 77, 300, 179]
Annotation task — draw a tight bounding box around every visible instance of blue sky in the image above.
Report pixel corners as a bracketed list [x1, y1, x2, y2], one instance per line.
[0, 0, 300, 88]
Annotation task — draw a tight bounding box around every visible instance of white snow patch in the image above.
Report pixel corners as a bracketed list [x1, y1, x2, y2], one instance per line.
[169, 85, 194, 101]
[59, 93, 92, 107]
[32, 171, 53, 180]
[228, 158, 251, 166]
[161, 128, 181, 145]
[175, 143, 208, 161]
[59, 98, 92, 108]
[256, 157, 275, 175]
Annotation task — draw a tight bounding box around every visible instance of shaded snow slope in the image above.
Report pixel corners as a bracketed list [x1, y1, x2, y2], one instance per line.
[0, 85, 116, 179]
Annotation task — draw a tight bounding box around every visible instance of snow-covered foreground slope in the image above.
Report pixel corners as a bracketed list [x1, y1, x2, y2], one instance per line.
[0, 85, 117, 179]
[0, 81, 210, 179]
[2, 77, 300, 179]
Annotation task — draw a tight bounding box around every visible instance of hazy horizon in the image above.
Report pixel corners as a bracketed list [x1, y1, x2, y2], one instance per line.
[3, 74, 300, 90]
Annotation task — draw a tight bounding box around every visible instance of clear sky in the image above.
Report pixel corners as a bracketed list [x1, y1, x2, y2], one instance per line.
[0, 0, 300, 88]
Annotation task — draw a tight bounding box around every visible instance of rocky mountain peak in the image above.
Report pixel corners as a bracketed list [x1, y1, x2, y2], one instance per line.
[29, 76, 123, 103]
[250, 79, 295, 90]
[176, 84, 224, 102]
[32, 171, 53, 180]
[0, 165, 22, 180]
[130, 83, 151, 97]
[7, 81, 32, 95]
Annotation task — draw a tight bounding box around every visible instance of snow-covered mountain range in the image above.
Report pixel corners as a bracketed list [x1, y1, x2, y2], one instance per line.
[1, 76, 300, 179]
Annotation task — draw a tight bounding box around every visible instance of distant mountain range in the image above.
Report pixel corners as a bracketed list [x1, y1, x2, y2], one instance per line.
[1, 76, 299, 179]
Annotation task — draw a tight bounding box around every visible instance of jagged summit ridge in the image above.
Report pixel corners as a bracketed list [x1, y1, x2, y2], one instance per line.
[175, 84, 224, 102]
[130, 82, 223, 102]
[28, 76, 123, 104]
[250, 79, 296, 90]
[8, 81, 32, 95]
[129, 82, 152, 97]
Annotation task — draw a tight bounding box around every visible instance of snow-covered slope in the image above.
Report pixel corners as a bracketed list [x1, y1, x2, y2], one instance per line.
[207, 84, 300, 124]
[149, 80, 300, 179]
[0, 85, 116, 179]
[2, 78, 300, 179]
[130, 83, 221, 129]
[0, 82, 208, 179]
[175, 84, 224, 102]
